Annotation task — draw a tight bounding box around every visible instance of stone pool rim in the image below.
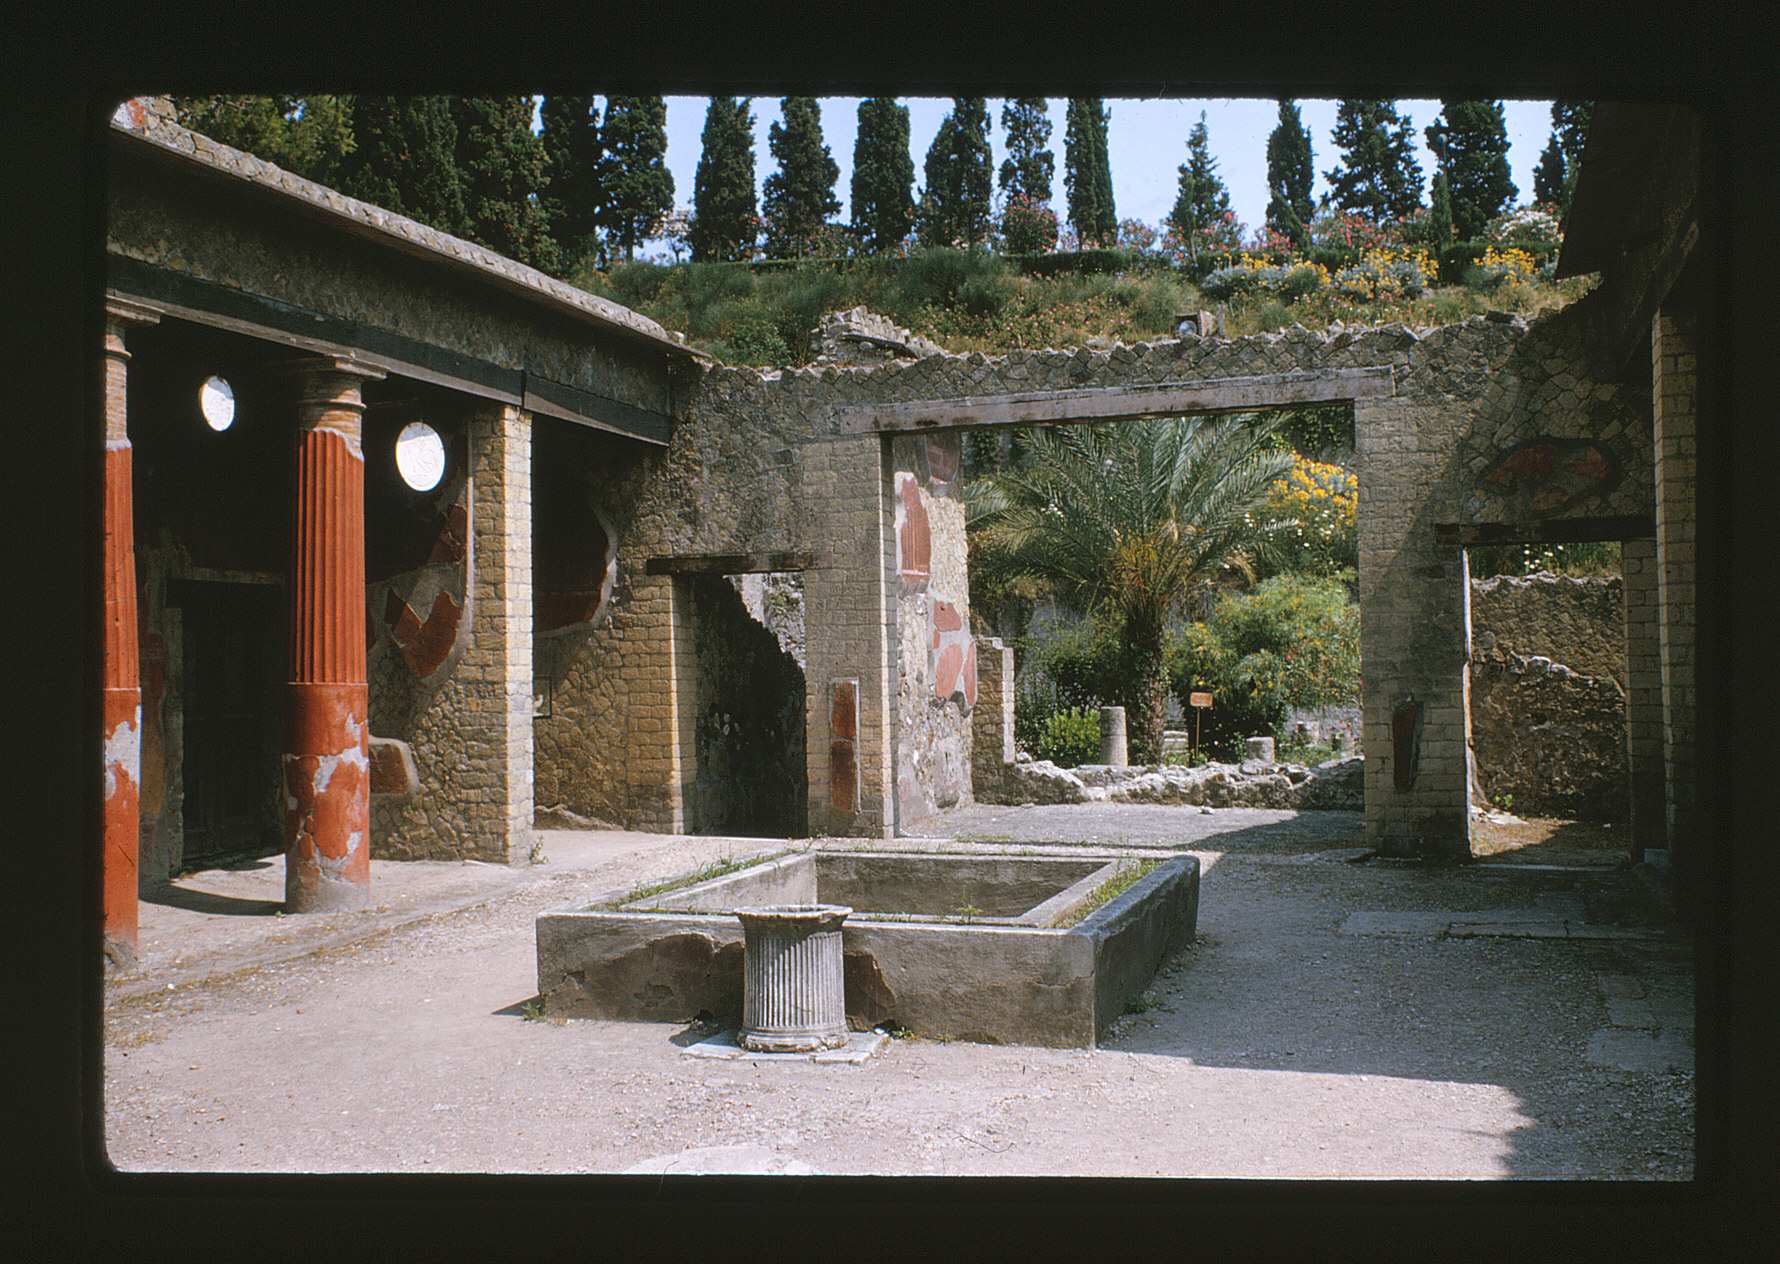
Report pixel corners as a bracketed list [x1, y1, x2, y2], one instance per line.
[536, 846, 1201, 1048]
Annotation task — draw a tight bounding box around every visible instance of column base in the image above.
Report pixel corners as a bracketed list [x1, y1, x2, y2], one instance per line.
[283, 681, 370, 914]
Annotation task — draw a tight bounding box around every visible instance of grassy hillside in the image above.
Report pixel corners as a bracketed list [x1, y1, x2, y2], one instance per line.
[573, 246, 1597, 368]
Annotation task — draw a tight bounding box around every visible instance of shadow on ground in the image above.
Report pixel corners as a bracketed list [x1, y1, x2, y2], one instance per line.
[140, 885, 284, 917]
[933, 802, 1694, 1178]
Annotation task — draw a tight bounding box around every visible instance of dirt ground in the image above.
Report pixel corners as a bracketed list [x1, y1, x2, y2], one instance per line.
[100, 804, 1693, 1183]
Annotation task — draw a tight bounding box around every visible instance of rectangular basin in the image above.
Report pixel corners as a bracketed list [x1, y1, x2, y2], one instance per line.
[536, 849, 1200, 1048]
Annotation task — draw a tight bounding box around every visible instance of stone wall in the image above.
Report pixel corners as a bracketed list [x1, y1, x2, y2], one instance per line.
[370, 405, 533, 862]
[611, 299, 1651, 850]
[1469, 572, 1625, 685]
[1467, 572, 1629, 820]
[891, 432, 976, 827]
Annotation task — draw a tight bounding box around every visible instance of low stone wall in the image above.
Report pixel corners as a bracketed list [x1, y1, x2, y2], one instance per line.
[985, 754, 1364, 811]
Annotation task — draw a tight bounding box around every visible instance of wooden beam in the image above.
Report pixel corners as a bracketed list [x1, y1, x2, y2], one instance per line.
[107, 255, 674, 445]
[1435, 515, 1656, 547]
[644, 551, 825, 575]
[834, 367, 1393, 434]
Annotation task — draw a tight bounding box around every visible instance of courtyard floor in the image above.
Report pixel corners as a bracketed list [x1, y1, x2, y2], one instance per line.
[101, 804, 1692, 1181]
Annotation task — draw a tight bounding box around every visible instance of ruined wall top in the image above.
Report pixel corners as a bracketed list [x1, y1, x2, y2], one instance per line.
[808, 306, 946, 366]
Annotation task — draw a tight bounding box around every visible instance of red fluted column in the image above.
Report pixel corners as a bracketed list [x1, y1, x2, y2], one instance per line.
[277, 356, 385, 912]
[102, 296, 159, 972]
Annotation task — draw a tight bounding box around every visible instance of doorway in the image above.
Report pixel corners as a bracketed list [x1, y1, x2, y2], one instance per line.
[171, 579, 284, 869]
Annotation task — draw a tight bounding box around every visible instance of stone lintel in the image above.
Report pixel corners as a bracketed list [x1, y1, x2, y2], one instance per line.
[835, 368, 1394, 434]
[1435, 515, 1656, 547]
[645, 551, 825, 575]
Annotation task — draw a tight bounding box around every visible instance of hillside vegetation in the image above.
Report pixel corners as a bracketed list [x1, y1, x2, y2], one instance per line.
[576, 239, 1596, 368]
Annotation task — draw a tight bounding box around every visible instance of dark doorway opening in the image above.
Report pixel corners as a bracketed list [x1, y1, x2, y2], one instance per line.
[171, 579, 284, 870]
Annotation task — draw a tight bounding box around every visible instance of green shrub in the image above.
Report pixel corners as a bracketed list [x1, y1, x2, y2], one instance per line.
[721, 311, 791, 367]
[1167, 622, 1282, 760]
[1017, 248, 1135, 278]
[1438, 241, 1487, 286]
[1168, 574, 1360, 759]
[1254, 298, 1290, 331]
[1032, 614, 1146, 718]
[1199, 266, 1257, 300]
[1033, 707, 1102, 768]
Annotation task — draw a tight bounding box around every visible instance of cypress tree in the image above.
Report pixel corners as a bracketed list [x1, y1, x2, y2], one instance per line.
[597, 95, 675, 263]
[1063, 97, 1115, 247]
[1428, 169, 1455, 251]
[1553, 100, 1593, 218]
[1381, 109, 1425, 219]
[335, 96, 466, 238]
[1325, 100, 1425, 222]
[1425, 100, 1517, 242]
[851, 97, 916, 253]
[998, 97, 1054, 205]
[1533, 133, 1568, 208]
[450, 95, 555, 272]
[688, 96, 758, 262]
[1169, 112, 1232, 250]
[762, 97, 841, 258]
[917, 97, 993, 248]
[539, 95, 602, 273]
[1265, 99, 1315, 247]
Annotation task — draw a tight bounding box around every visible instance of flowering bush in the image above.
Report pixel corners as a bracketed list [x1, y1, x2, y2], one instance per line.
[1258, 456, 1357, 576]
[1199, 264, 1258, 300]
[998, 193, 1060, 255]
[1477, 245, 1539, 288]
[1484, 205, 1563, 249]
[1202, 257, 1328, 301]
[1247, 223, 1300, 258]
[1117, 218, 1160, 254]
[1309, 207, 1392, 254]
[1161, 210, 1248, 266]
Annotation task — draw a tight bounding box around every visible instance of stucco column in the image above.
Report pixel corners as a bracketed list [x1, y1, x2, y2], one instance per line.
[101, 295, 160, 970]
[277, 355, 384, 912]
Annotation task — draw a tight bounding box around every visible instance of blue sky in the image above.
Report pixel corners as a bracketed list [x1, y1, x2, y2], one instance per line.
[608, 97, 1557, 259]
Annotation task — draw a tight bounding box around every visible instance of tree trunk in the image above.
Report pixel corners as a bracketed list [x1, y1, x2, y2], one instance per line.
[1130, 627, 1169, 765]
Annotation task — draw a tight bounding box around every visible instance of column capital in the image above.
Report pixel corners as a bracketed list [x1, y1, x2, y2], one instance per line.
[103, 293, 162, 331]
[272, 353, 387, 386]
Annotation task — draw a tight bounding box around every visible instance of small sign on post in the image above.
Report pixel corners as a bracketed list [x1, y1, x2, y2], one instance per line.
[1189, 691, 1212, 756]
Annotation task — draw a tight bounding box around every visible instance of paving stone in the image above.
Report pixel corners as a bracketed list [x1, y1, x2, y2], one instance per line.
[1585, 1027, 1693, 1072]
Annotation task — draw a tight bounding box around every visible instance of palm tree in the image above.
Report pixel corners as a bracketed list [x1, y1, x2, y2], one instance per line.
[969, 414, 1296, 761]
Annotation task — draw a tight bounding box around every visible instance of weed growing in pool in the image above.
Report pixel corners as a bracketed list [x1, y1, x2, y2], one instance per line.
[1062, 859, 1162, 926]
[601, 847, 795, 909]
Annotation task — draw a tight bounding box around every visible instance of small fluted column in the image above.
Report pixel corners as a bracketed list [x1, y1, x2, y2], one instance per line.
[101, 296, 160, 970]
[277, 356, 384, 912]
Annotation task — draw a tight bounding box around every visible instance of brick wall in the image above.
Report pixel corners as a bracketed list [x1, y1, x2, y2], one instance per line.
[1622, 537, 1665, 854]
[1653, 307, 1697, 868]
[371, 405, 533, 862]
